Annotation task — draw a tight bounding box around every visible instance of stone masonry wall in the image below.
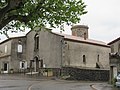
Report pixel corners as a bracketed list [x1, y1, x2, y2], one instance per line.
[62, 67, 109, 81]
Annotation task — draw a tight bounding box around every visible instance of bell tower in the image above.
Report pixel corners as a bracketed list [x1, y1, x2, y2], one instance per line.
[71, 25, 89, 40]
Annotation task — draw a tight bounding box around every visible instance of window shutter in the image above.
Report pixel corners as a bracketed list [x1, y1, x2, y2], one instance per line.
[25, 62, 27, 69]
[20, 61, 22, 69]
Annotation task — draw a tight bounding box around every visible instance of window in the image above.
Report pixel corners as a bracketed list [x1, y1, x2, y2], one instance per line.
[21, 62, 24, 68]
[83, 55, 86, 64]
[34, 34, 39, 50]
[18, 44, 22, 53]
[84, 33, 87, 40]
[5, 45, 7, 53]
[20, 61, 27, 69]
[97, 55, 99, 62]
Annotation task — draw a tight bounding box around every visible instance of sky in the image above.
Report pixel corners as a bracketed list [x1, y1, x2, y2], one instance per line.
[54, 0, 120, 43]
[0, 0, 120, 43]
[80, 0, 120, 43]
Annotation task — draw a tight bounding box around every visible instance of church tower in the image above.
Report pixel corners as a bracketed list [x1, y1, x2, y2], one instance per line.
[71, 25, 89, 40]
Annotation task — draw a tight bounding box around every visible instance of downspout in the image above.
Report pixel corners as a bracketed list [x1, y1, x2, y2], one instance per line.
[61, 37, 64, 68]
[60, 37, 64, 76]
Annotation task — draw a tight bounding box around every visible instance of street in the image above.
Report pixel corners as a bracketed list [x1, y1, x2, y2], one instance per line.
[0, 74, 119, 90]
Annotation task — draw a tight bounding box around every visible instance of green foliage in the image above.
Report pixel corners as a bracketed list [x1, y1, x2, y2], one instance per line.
[112, 77, 117, 87]
[0, 0, 87, 36]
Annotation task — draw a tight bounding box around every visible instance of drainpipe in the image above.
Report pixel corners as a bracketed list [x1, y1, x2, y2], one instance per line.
[60, 38, 64, 68]
[60, 37, 64, 76]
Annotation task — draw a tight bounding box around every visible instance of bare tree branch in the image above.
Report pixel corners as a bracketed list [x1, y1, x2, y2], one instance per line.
[0, 0, 23, 23]
[0, 15, 29, 30]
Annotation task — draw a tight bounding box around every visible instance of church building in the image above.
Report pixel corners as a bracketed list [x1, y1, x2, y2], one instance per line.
[0, 25, 110, 76]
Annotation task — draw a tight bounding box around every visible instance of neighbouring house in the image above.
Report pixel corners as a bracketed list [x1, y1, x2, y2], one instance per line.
[0, 36, 27, 73]
[0, 25, 111, 81]
[108, 37, 120, 83]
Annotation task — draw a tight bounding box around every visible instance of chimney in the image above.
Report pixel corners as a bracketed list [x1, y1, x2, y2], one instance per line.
[71, 25, 89, 39]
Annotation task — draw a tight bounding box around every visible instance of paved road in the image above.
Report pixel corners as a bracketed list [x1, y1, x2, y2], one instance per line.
[30, 80, 94, 90]
[0, 79, 38, 90]
[0, 80, 94, 90]
[0, 74, 119, 90]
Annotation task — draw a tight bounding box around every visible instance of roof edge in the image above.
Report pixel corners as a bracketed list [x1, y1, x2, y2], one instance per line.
[108, 37, 120, 45]
[0, 36, 26, 44]
[65, 38, 110, 48]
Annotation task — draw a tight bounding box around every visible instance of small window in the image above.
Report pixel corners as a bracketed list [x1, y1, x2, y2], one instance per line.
[21, 62, 24, 68]
[20, 61, 27, 69]
[5, 45, 7, 53]
[97, 55, 99, 62]
[83, 55, 86, 64]
[18, 44, 22, 53]
[34, 34, 39, 50]
[84, 33, 87, 40]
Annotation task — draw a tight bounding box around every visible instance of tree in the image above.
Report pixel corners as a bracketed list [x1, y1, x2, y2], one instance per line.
[0, 0, 87, 38]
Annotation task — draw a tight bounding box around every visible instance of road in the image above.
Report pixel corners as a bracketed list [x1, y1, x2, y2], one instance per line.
[0, 74, 119, 90]
[0, 79, 94, 90]
[30, 80, 94, 90]
[0, 79, 38, 90]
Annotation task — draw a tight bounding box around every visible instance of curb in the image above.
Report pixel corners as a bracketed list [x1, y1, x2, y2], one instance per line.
[90, 84, 97, 90]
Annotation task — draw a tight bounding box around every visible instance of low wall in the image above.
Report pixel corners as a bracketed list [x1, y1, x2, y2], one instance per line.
[62, 67, 109, 81]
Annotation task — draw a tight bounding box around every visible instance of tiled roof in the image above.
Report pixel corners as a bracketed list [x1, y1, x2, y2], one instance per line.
[53, 32, 110, 48]
[108, 37, 120, 45]
[0, 36, 26, 44]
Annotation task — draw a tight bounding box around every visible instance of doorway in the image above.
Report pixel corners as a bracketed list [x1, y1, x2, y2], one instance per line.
[35, 56, 39, 72]
[113, 66, 117, 78]
[34, 56, 43, 72]
[3, 63, 8, 73]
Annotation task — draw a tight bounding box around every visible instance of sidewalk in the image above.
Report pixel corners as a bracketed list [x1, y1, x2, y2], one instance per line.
[0, 73, 57, 81]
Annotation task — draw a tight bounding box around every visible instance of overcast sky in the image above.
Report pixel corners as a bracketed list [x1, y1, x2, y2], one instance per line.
[0, 0, 120, 43]
[81, 0, 120, 43]
[54, 0, 120, 43]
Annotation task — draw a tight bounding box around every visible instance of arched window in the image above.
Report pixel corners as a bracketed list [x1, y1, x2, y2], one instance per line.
[97, 55, 99, 62]
[83, 55, 86, 64]
[18, 39, 23, 53]
[20, 61, 27, 69]
[18, 44, 22, 53]
[34, 34, 39, 50]
[5, 45, 7, 53]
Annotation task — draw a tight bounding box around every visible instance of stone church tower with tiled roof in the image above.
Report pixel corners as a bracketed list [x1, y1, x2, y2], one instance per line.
[71, 25, 89, 40]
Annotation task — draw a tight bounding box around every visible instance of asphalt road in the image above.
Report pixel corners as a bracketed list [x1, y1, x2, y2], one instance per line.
[0, 80, 94, 90]
[0, 74, 119, 90]
[0, 79, 38, 90]
[30, 80, 94, 90]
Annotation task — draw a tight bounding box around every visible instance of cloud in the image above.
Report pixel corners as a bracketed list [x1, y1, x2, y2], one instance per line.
[80, 0, 120, 43]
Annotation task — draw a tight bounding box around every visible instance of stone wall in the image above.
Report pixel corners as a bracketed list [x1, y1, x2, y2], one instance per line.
[11, 37, 26, 72]
[26, 29, 63, 68]
[62, 67, 109, 81]
[62, 40, 110, 69]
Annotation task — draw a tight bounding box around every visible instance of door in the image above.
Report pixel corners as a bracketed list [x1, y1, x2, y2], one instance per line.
[113, 66, 117, 78]
[3, 63, 8, 73]
[34, 57, 39, 72]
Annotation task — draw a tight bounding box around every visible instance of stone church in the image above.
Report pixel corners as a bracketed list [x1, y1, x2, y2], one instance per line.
[0, 25, 110, 75]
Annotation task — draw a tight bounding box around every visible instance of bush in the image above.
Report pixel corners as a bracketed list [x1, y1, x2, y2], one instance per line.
[112, 77, 117, 87]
